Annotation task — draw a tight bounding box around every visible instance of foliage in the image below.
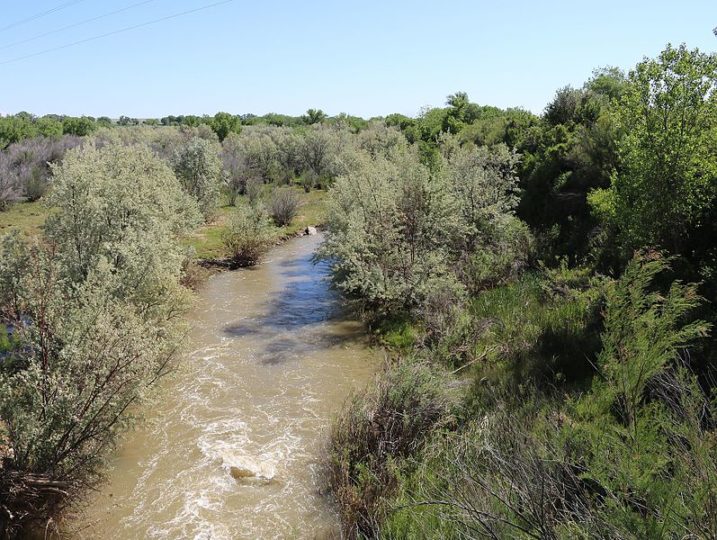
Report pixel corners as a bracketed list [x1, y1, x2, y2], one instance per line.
[329, 360, 453, 538]
[302, 108, 327, 125]
[564, 254, 714, 537]
[269, 187, 300, 226]
[221, 203, 273, 266]
[381, 255, 714, 539]
[61, 116, 97, 137]
[322, 147, 463, 318]
[322, 140, 525, 319]
[172, 136, 222, 220]
[298, 125, 342, 182]
[0, 114, 64, 149]
[0, 143, 196, 535]
[220, 132, 253, 205]
[517, 69, 625, 262]
[46, 143, 201, 296]
[589, 44, 717, 261]
[0, 135, 82, 208]
[211, 112, 242, 142]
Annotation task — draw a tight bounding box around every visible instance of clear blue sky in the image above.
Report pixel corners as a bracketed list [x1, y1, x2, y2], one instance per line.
[0, 0, 715, 118]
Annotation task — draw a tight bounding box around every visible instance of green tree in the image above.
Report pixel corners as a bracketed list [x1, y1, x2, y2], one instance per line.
[61, 116, 96, 136]
[302, 108, 327, 125]
[211, 111, 241, 142]
[35, 117, 63, 138]
[590, 44, 717, 257]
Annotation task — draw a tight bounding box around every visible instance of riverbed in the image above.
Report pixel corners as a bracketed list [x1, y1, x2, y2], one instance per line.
[72, 234, 378, 539]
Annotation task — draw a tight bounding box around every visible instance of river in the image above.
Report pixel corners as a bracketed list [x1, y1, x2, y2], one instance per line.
[71, 233, 378, 539]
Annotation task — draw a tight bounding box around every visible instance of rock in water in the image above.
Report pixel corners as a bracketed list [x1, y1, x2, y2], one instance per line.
[230, 466, 256, 480]
[305, 226, 317, 236]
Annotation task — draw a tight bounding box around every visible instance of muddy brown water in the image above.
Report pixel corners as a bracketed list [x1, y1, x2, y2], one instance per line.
[71, 234, 379, 539]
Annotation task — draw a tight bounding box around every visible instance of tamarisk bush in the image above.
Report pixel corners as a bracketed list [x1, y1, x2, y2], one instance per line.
[384, 254, 717, 539]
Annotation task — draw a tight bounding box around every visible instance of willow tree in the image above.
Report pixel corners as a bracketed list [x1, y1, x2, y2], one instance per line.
[172, 136, 222, 219]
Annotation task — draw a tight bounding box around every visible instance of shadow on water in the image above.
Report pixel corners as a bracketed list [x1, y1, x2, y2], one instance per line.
[223, 241, 364, 365]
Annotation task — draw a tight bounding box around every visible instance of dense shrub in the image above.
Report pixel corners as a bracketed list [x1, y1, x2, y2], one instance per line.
[0, 135, 82, 208]
[172, 137, 222, 220]
[222, 203, 273, 266]
[0, 143, 198, 536]
[328, 360, 453, 538]
[46, 143, 201, 287]
[322, 148, 463, 318]
[298, 125, 342, 182]
[322, 141, 525, 319]
[269, 187, 300, 226]
[383, 255, 715, 539]
[0, 114, 64, 149]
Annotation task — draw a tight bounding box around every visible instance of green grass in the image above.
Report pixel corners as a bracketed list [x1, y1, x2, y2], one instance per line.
[0, 201, 49, 237]
[183, 187, 328, 260]
[0, 187, 328, 261]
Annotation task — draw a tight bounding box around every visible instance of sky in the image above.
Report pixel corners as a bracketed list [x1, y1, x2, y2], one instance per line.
[0, 0, 715, 119]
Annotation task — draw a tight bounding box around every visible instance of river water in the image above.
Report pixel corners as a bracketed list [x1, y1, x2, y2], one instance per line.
[71, 234, 378, 539]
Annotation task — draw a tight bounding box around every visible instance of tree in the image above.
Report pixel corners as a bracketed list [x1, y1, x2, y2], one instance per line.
[589, 44, 717, 258]
[303, 108, 327, 125]
[321, 147, 464, 317]
[35, 117, 63, 138]
[444, 91, 481, 133]
[299, 126, 338, 181]
[172, 137, 222, 220]
[211, 112, 241, 141]
[544, 86, 584, 126]
[117, 115, 140, 126]
[61, 116, 96, 136]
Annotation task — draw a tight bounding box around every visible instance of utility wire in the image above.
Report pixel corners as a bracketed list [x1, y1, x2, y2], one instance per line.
[0, 0, 161, 52]
[0, 0, 89, 33]
[0, 0, 235, 66]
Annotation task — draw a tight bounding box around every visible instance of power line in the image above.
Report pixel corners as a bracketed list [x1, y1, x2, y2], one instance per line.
[0, 0, 161, 52]
[0, 0, 235, 66]
[0, 0, 89, 33]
